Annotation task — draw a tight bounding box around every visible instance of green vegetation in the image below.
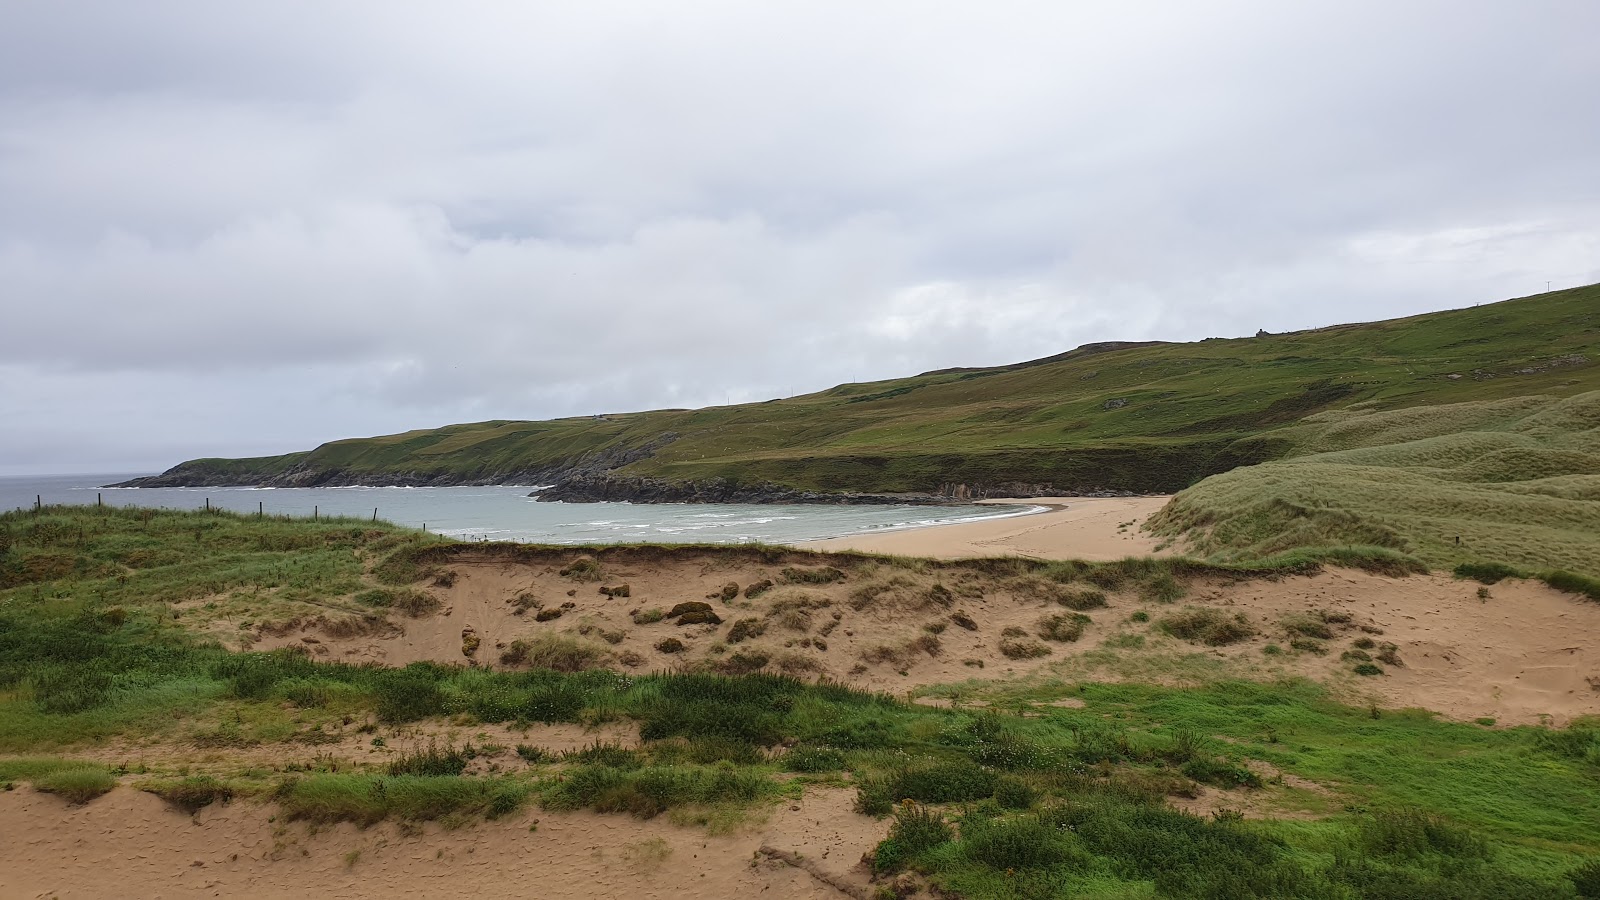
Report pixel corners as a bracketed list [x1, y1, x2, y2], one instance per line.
[4, 507, 1600, 896]
[133, 286, 1599, 501]
[1151, 389, 1600, 576]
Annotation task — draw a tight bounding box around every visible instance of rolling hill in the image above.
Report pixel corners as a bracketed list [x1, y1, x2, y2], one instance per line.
[122, 284, 1600, 502]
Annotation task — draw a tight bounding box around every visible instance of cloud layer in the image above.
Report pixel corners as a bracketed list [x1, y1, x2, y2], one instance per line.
[3, 1, 1598, 473]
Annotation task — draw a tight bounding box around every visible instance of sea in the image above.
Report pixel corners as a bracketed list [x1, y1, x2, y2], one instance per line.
[0, 473, 1043, 546]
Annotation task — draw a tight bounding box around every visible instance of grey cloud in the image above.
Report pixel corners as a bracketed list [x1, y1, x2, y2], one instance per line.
[1, 1, 1597, 473]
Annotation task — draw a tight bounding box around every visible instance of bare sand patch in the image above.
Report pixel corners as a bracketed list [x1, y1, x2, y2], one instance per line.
[807, 496, 1174, 560]
[0, 784, 882, 899]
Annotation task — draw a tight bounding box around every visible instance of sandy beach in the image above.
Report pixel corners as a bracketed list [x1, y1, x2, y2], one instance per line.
[808, 495, 1175, 560]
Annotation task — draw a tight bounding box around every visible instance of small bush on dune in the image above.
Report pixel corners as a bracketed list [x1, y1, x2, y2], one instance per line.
[1038, 612, 1091, 643]
[1161, 608, 1256, 646]
[961, 815, 1079, 870]
[743, 579, 774, 599]
[1059, 588, 1109, 611]
[35, 767, 116, 804]
[632, 608, 666, 625]
[654, 637, 686, 654]
[544, 764, 772, 819]
[387, 741, 469, 777]
[886, 758, 997, 804]
[1140, 573, 1186, 604]
[1454, 561, 1521, 584]
[1180, 756, 1263, 789]
[726, 618, 766, 643]
[783, 744, 846, 773]
[715, 649, 771, 675]
[278, 774, 528, 825]
[780, 566, 845, 585]
[874, 802, 953, 873]
[1000, 636, 1052, 659]
[498, 636, 610, 673]
[1544, 570, 1600, 602]
[145, 776, 234, 813]
[560, 556, 604, 582]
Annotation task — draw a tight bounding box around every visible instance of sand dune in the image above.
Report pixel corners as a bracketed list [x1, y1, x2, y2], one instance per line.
[246, 549, 1600, 726]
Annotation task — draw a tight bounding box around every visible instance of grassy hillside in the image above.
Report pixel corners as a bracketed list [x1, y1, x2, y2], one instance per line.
[1149, 391, 1600, 577]
[141, 284, 1600, 493]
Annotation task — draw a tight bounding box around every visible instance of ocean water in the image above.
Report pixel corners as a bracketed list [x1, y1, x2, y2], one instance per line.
[0, 473, 1042, 546]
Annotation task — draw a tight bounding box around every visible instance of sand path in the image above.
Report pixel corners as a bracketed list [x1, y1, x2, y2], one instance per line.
[807, 496, 1173, 560]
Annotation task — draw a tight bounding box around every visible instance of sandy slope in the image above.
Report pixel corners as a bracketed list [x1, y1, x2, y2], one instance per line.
[808, 496, 1174, 559]
[249, 551, 1600, 726]
[0, 784, 881, 899]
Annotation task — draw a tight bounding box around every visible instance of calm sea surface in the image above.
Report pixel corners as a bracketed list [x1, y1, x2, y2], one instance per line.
[0, 473, 1041, 545]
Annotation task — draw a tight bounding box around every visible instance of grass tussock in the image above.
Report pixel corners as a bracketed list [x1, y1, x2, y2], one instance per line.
[276, 774, 529, 825]
[142, 775, 235, 813]
[1161, 608, 1257, 646]
[498, 636, 611, 672]
[32, 765, 117, 804]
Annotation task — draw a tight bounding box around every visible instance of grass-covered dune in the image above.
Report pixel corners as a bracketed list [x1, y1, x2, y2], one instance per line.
[1150, 390, 1600, 578]
[5, 507, 1600, 897]
[130, 284, 1600, 495]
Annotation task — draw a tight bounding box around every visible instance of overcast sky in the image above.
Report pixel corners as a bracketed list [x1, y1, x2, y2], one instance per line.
[2, 1, 1597, 475]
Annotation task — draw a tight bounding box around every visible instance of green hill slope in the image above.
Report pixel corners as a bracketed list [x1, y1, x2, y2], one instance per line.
[1149, 391, 1600, 576]
[125, 284, 1600, 498]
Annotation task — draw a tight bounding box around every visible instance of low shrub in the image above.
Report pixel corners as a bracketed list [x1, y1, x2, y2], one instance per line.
[886, 758, 997, 804]
[1353, 663, 1384, 676]
[1181, 756, 1263, 789]
[277, 775, 528, 825]
[498, 636, 609, 673]
[144, 776, 234, 813]
[1000, 636, 1052, 659]
[874, 802, 952, 873]
[560, 556, 604, 582]
[35, 767, 116, 804]
[654, 637, 686, 654]
[544, 764, 773, 819]
[1544, 570, 1600, 602]
[1038, 612, 1091, 643]
[387, 742, 469, 777]
[743, 579, 774, 599]
[780, 566, 844, 585]
[783, 744, 847, 773]
[726, 618, 766, 643]
[1359, 808, 1489, 860]
[1140, 573, 1186, 604]
[1059, 588, 1109, 611]
[961, 815, 1077, 870]
[1454, 561, 1521, 584]
[994, 776, 1037, 809]
[632, 608, 666, 625]
[1161, 608, 1256, 646]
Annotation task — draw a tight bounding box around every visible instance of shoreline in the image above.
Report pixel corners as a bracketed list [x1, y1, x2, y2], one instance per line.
[805, 495, 1175, 560]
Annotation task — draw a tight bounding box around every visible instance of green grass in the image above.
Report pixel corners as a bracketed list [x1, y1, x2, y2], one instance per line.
[276, 774, 530, 825]
[127, 285, 1600, 498]
[1151, 389, 1600, 576]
